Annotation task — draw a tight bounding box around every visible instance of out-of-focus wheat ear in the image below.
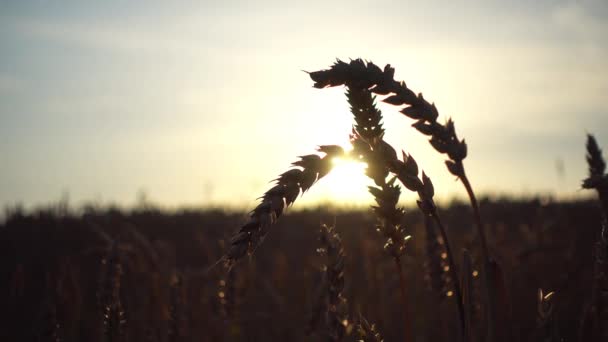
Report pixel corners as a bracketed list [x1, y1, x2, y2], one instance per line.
[424, 216, 452, 300]
[583, 134, 608, 215]
[97, 239, 126, 342]
[533, 289, 560, 341]
[224, 145, 345, 266]
[168, 271, 184, 342]
[34, 271, 62, 342]
[218, 261, 238, 320]
[356, 314, 384, 342]
[309, 223, 348, 342]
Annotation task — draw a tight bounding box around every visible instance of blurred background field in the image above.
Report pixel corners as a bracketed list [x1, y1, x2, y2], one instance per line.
[1, 197, 602, 341]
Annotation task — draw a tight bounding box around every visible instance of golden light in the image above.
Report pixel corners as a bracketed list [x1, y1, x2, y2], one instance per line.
[312, 154, 372, 205]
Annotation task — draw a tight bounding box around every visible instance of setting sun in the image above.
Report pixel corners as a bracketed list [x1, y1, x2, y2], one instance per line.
[314, 156, 372, 204]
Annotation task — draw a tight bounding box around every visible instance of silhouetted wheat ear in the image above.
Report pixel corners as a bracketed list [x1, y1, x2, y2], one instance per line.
[97, 239, 126, 342]
[35, 271, 62, 342]
[309, 224, 348, 342]
[345, 87, 410, 257]
[225, 145, 345, 265]
[346, 85, 464, 338]
[168, 271, 184, 342]
[309, 58, 467, 178]
[583, 134, 608, 215]
[579, 135, 608, 340]
[311, 58, 501, 341]
[219, 261, 238, 319]
[585, 134, 606, 178]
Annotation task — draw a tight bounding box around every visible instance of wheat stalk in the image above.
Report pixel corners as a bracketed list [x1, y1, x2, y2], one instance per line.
[424, 215, 453, 300]
[461, 250, 474, 342]
[345, 86, 465, 340]
[310, 59, 496, 341]
[582, 134, 608, 340]
[168, 271, 184, 342]
[342, 86, 414, 340]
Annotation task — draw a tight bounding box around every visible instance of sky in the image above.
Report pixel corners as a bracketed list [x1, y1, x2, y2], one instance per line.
[0, 0, 607, 210]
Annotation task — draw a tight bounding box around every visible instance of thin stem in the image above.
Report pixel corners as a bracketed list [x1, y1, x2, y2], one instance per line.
[431, 212, 465, 342]
[393, 256, 412, 342]
[598, 189, 608, 219]
[458, 166, 489, 262]
[458, 164, 497, 342]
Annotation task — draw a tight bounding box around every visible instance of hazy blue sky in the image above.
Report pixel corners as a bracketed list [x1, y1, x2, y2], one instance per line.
[1, 0, 607, 209]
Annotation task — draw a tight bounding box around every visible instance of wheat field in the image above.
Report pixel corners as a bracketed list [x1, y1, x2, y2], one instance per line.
[2, 59, 607, 342]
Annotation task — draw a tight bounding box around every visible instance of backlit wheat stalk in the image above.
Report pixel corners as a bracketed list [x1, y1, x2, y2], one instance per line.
[582, 134, 608, 340]
[346, 86, 465, 339]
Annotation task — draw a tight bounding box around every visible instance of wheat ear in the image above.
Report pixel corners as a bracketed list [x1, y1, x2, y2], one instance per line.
[309, 223, 348, 342]
[225, 145, 345, 265]
[346, 86, 465, 339]
[582, 134, 608, 340]
[310, 58, 489, 261]
[97, 239, 126, 342]
[342, 86, 413, 340]
[583, 134, 608, 215]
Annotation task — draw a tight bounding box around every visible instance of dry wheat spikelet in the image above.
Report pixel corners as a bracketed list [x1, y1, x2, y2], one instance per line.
[309, 58, 467, 178]
[225, 145, 345, 265]
[344, 87, 411, 257]
[583, 134, 608, 215]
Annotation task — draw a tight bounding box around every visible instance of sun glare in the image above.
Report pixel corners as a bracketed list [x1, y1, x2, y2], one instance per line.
[315, 156, 372, 205]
